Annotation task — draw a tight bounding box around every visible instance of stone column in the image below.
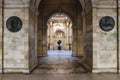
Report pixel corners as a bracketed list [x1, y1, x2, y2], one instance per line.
[77, 29, 83, 57]
[50, 27, 52, 50]
[70, 27, 72, 50]
[66, 27, 69, 50]
[47, 27, 50, 50]
[92, 7, 98, 72]
[35, 15, 38, 61]
[72, 28, 78, 56]
[42, 28, 47, 56]
[0, 0, 3, 73]
[82, 13, 87, 61]
[38, 28, 47, 56]
[68, 26, 71, 50]
[38, 28, 43, 56]
[72, 27, 83, 57]
[118, 1, 120, 73]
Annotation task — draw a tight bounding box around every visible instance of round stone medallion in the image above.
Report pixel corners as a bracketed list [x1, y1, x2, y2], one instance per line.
[6, 16, 22, 32]
[99, 16, 115, 31]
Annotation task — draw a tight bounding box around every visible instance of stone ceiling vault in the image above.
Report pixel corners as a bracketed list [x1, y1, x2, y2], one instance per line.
[29, 0, 93, 15]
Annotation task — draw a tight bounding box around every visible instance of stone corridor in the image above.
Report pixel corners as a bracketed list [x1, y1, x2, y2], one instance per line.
[32, 50, 88, 74]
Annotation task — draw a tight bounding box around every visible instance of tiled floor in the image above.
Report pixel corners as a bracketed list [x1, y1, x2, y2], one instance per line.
[32, 50, 88, 73]
[1, 50, 120, 80]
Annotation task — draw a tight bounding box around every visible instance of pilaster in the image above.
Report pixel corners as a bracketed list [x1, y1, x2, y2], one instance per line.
[3, 0, 30, 73]
[92, 0, 117, 73]
[72, 28, 78, 56]
[38, 28, 47, 57]
[118, 0, 120, 73]
[0, 0, 3, 73]
[42, 28, 47, 56]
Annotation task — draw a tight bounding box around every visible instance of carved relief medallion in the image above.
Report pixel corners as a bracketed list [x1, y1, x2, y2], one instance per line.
[6, 16, 22, 32]
[99, 16, 115, 31]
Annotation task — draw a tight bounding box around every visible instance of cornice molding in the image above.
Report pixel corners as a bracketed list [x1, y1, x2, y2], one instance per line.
[92, 0, 117, 8]
[4, 0, 30, 8]
[4, 4, 29, 8]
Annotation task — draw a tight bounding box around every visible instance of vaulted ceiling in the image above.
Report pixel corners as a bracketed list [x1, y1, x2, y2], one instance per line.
[2, 0, 94, 15]
[38, 0, 82, 16]
[29, 0, 92, 14]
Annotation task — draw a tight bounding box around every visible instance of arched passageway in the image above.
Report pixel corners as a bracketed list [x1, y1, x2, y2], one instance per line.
[37, 0, 85, 57]
[34, 0, 92, 73]
[28, 0, 120, 73]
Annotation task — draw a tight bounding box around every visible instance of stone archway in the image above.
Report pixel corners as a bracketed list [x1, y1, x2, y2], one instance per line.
[37, 0, 84, 57]
[28, 0, 120, 73]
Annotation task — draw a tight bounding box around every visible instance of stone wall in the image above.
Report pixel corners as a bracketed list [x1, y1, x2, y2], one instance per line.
[85, 9, 93, 70]
[92, 0, 117, 73]
[119, 1, 120, 73]
[72, 2, 84, 57]
[37, 13, 47, 56]
[0, 0, 3, 73]
[29, 9, 38, 71]
[37, 28, 44, 56]
[77, 11, 84, 57]
[3, 0, 30, 73]
[81, 0, 93, 70]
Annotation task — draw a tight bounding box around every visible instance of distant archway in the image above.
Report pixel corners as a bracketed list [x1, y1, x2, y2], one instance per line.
[47, 13, 73, 50]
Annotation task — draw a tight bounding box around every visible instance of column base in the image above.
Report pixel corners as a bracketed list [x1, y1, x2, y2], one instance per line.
[72, 54, 77, 57]
[72, 54, 83, 57]
[92, 68, 117, 73]
[0, 69, 2, 74]
[29, 64, 38, 73]
[119, 70, 120, 73]
[38, 54, 48, 57]
[3, 68, 30, 74]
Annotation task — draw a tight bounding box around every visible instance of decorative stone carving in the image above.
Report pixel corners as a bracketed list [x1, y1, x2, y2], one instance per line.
[99, 16, 115, 31]
[6, 16, 22, 32]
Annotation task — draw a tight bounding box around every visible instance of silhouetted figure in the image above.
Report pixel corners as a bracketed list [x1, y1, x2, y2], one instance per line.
[57, 40, 62, 50]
